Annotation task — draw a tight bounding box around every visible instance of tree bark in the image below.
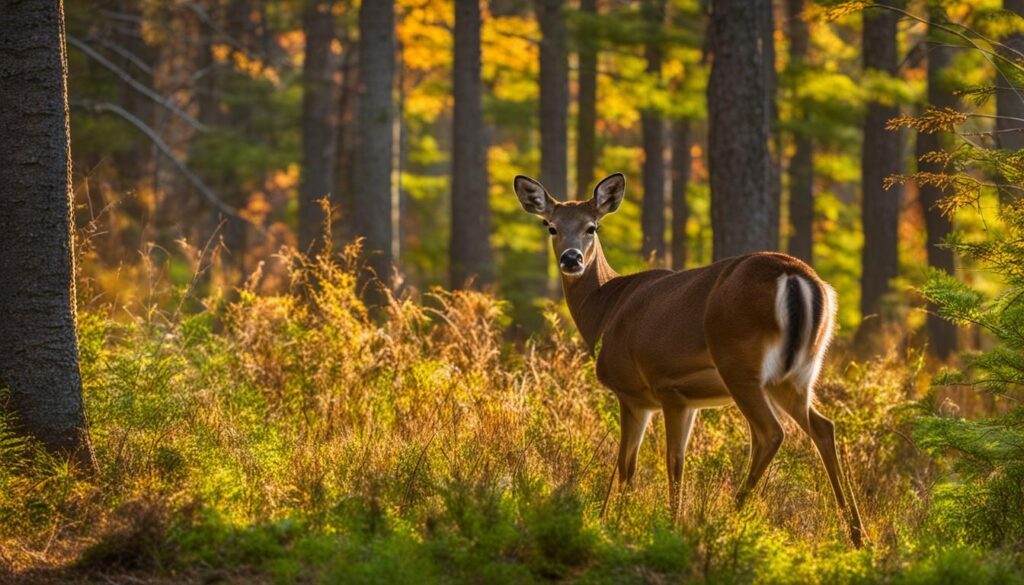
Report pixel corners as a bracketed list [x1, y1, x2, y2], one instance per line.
[334, 42, 358, 244]
[641, 0, 666, 265]
[918, 14, 958, 360]
[354, 0, 395, 292]
[537, 0, 568, 199]
[299, 0, 338, 254]
[450, 0, 493, 288]
[707, 0, 776, 260]
[535, 0, 568, 296]
[785, 0, 813, 264]
[859, 2, 903, 329]
[997, 0, 1024, 201]
[763, 0, 781, 247]
[575, 0, 598, 200]
[671, 119, 691, 270]
[0, 0, 95, 467]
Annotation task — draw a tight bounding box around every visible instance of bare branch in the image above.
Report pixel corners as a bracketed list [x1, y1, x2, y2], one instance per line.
[83, 35, 154, 76]
[67, 35, 207, 132]
[72, 100, 266, 236]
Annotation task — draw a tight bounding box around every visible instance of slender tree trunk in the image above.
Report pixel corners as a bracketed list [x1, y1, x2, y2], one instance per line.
[535, 0, 568, 297]
[859, 2, 903, 332]
[0, 0, 95, 467]
[918, 15, 958, 360]
[334, 42, 357, 244]
[763, 0, 781, 245]
[111, 0, 157, 255]
[998, 0, 1024, 201]
[786, 0, 813, 264]
[354, 0, 395, 293]
[537, 0, 568, 200]
[671, 119, 691, 270]
[299, 0, 338, 254]
[641, 0, 666, 265]
[707, 0, 776, 260]
[576, 0, 598, 200]
[450, 0, 493, 288]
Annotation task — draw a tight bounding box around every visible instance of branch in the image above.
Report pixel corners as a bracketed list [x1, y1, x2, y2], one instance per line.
[83, 35, 154, 76]
[871, 5, 1024, 110]
[72, 100, 265, 236]
[67, 35, 206, 132]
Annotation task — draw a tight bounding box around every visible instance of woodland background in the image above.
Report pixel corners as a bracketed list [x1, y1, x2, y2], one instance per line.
[2, 0, 1024, 583]
[62, 0, 957, 336]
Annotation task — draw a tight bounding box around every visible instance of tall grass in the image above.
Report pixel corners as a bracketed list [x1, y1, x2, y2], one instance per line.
[1, 245, 1022, 583]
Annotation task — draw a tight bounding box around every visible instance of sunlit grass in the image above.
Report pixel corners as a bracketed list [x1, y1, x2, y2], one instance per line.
[1, 244, 1022, 583]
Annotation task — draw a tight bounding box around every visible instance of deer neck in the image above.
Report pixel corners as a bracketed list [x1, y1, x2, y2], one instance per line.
[561, 238, 619, 351]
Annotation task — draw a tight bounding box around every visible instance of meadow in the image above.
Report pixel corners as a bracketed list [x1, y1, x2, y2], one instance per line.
[2, 243, 1022, 584]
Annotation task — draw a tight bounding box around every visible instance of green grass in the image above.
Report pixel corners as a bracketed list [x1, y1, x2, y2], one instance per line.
[1, 247, 1022, 583]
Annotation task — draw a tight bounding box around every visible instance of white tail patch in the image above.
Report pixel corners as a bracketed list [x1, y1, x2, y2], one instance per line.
[760, 275, 837, 396]
[760, 274, 792, 388]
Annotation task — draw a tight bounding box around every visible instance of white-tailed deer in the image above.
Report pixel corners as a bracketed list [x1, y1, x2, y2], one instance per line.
[513, 172, 864, 546]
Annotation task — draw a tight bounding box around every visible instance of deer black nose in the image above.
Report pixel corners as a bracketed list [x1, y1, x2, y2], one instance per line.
[559, 249, 584, 274]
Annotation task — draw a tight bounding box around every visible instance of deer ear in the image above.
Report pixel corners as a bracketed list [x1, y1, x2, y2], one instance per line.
[592, 173, 625, 217]
[513, 175, 556, 218]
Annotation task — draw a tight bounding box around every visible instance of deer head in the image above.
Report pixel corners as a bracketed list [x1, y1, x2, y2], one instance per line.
[513, 173, 625, 278]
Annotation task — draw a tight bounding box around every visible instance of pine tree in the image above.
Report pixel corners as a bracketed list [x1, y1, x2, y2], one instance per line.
[0, 0, 95, 467]
[707, 0, 777, 260]
[450, 0, 493, 288]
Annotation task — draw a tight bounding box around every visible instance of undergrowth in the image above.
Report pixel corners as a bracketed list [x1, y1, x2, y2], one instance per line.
[0, 244, 1021, 584]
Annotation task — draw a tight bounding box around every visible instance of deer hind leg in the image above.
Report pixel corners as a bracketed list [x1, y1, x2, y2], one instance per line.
[768, 382, 865, 547]
[717, 369, 785, 507]
[664, 406, 697, 521]
[617, 401, 653, 488]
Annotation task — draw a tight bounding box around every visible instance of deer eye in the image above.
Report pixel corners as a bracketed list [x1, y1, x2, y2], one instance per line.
[586, 225, 598, 235]
[548, 227, 557, 236]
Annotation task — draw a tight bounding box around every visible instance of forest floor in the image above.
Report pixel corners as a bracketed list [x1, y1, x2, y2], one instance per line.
[3, 253, 1023, 584]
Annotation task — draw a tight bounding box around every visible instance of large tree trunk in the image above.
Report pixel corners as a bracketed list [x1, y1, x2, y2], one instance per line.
[641, 0, 666, 265]
[450, 0, 492, 288]
[575, 0, 598, 200]
[670, 119, 691, 270]
[786, 0, 813, 264]
[0, 0, 94, 467]
[354, 0, 395, 292]
[298, 0, 338, 254]
[707, 0, 776, 260]
[998, 0, 1024, 201]
[859, 2, 903, 333]
[918, 15, 958, 360]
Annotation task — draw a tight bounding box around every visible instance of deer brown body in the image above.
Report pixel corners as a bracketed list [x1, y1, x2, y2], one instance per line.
[514, 173, 864, 547]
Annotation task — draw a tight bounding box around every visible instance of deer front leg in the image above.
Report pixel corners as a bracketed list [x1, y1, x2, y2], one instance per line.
[617, 400, 652, 488]
[664, 406, 697, 521]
